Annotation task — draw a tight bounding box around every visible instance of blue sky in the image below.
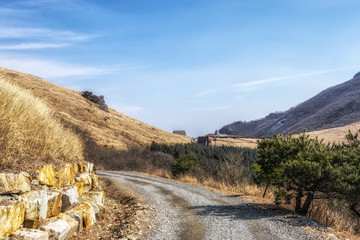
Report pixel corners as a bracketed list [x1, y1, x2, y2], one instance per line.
[0, 0, 359, 137]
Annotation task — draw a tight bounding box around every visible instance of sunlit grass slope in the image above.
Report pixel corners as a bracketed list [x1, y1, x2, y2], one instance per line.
[0, 78, 84, 171]
[0, 67, 191, 152]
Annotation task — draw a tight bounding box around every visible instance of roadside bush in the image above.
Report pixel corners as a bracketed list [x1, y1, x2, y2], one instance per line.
[149, 142, 257, 185]
[84, 139, 176, 176]
[172, 153, 198, 176]
[255, 131, 360, 218]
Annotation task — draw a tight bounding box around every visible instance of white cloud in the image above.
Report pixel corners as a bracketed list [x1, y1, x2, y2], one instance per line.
[233, 67, 356, 88]
[0, 42, 70, 50]
[0, 27, 97, 41]
[0, 57, 116, 79]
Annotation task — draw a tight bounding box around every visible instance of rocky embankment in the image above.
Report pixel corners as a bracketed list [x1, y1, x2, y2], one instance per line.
[0, 163, 103, 239]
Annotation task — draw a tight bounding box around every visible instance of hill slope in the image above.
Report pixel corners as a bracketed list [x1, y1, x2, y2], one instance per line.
[0, 75, 84, 173]
[0, 67, 191, 152]
[220, 72, 360, 138]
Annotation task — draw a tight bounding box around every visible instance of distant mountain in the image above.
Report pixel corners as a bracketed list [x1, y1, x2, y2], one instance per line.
[220, 72, 360, 138]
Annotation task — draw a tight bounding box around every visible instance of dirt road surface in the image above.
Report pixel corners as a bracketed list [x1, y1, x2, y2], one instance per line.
[98, 171, 337, 240]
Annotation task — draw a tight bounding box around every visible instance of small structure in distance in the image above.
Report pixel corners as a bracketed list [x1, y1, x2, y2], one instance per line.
[173, 130, 187, 136]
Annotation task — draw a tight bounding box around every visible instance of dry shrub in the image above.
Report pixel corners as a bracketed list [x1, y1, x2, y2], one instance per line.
[0, 79, 84, 170]
[307, 198, 360, 234]
[85, 141, 175, 176]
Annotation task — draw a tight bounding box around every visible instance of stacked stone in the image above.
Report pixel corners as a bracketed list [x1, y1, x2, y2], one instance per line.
[0, 162, 104, 240]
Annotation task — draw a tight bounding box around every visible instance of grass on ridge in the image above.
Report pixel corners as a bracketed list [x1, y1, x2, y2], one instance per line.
[0, 78, 84, 171]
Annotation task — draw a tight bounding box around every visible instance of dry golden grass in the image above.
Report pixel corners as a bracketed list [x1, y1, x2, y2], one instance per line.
[209, 137, 258, 148]
[0, 78, 84, 172]
[307, 122, 360, 144]
[177, 174, 272, 200]
[212, 123, 360, 149]
[0, 67, 191, 151]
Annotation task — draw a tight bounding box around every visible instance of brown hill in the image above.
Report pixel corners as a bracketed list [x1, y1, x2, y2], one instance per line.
[0, 67, 191, 152]
[220, 72, 360, 138]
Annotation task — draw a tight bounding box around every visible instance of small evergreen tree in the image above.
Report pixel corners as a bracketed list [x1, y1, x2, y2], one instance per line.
[172, 153, 199, 176]
[254, 132, 332, 215]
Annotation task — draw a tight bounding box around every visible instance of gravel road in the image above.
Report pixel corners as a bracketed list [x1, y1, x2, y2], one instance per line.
[98, 171, 337, 240]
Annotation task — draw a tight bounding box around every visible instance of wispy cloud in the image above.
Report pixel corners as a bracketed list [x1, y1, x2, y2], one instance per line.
[0, 57, 117, 79]
[233, 67, 355, 88]
[0, 42, 70, 50]
[0, 27, 97, 41]
[0, 27, 98, 50]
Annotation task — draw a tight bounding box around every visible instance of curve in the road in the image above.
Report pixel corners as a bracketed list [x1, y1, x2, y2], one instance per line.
[99, 171, 332, 240]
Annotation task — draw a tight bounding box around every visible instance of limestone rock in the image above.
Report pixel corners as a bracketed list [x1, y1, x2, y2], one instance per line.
[30, 180, 39, 186]
[79, 163, 94, 174]
[72, 202, 96, 229]
[77, 173, 92, 193]
[54, 164, 74, 188]
[0, 172, 31, 194]
[20, 189, 47, 223]
[8, 228, 49, 240]
[46, 191, 62, 218]
[64, 210, 83, 233]
[86, 163, 94, 173]
[0, 201, 25, 239]
[84, 191, 104, 206]
[40, 219, 70, 240]
[36, 165, 55, 186]
[81, 191, 105, 219]
[80, 198, 99, 219]
[58, 213, 78, 238]
[89, 174, 98, 190]
[61, 186, 79, 212]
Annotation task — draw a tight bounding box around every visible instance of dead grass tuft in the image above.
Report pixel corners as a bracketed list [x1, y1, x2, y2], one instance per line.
[0, 78, 84, 171]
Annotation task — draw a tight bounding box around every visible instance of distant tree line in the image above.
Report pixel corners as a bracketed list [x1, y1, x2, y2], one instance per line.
[148, 142, 257, 184]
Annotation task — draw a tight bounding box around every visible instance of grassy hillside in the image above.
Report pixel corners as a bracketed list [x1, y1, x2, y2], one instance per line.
[220, 72, 360, 138]
[0, 67, 191, 153]
[0, 78, 84, 172]
[307, 121, 360, 144]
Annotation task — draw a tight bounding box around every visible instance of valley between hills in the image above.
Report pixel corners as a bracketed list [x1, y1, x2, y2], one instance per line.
[1, 67, 360, 239]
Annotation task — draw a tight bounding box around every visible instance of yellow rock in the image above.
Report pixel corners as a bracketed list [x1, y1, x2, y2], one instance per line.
[81, 191, 105, 219]
[72, 202, 96, 229]
[46, 191, 62, 218]
[89, 174, 98, 190]
[83, 191, 104, 206]
[73, 164, 80, 174]
[36, 165, 55, 186]
[0, 201, 25, 239]
[74, 182, 85, 196]
[79, 162, 94, 173]
[78, 163, 86, 173]
[23, 220, 43, 229]
[77, 173, 92, 193]
[0, 172, 31, 194]
[54, 164, 74, 187]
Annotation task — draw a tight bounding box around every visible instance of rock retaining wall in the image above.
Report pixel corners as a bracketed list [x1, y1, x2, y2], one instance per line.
[0, 162, 104, 239]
